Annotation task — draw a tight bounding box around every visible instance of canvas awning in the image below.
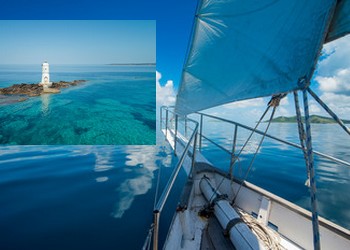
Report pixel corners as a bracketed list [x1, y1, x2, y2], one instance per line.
[175, 0, 349, 115]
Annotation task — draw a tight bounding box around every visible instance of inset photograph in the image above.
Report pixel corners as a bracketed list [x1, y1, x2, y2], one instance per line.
[0, 20, 156, 145]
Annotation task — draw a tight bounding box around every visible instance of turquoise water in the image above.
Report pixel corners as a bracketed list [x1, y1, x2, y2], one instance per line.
[0, 64, 156, 145]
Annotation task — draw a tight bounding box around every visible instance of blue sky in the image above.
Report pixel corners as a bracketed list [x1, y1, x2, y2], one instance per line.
[0, 20, 155, 64]
[0, 0, 197, 84]
[1, 0, 350, 122]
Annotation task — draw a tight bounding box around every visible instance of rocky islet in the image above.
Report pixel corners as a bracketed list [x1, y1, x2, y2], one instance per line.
[0, 80, 86, 104]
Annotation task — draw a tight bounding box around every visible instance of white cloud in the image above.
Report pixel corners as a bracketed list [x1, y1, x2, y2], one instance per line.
[316, 68, 350, 94]
[221, 95, 288, 110]
[280, 96, 289, 106]
[318, 36, 350, 76]
[203, 95, 293, 126]
[156, 71, 176, 106]
[316, 36, 350, 92]
[275, 107, 291, 117]
[222, 98, 265, 109]
[313, 35, 350, 119]
[309, 103, 322, 114]
[318, 92, 350, 118]
[111, 145, 173, 219]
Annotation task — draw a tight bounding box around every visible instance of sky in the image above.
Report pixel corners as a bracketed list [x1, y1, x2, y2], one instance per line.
[0, 20, 155, 64]
[1, 0, 350, 122]
[0, 0, 197, 82]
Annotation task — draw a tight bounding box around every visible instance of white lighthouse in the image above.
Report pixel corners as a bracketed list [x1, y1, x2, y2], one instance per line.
[40, 61, 52, 88]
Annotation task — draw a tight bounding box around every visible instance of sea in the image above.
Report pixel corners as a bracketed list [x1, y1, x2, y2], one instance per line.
[0, 64, 156, 145]
[0, 114, 349, 249]
[0, 131, 183, 250]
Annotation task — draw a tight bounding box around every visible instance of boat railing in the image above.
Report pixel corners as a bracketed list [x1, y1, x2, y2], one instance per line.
[145, 106, 198, 250]
[194, 111, 350, 169]
[145, 107, 349, 250]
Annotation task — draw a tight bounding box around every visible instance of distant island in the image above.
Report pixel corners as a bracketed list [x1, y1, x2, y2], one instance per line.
[107, 63, 156, 66]
[268, 115, 350, 124]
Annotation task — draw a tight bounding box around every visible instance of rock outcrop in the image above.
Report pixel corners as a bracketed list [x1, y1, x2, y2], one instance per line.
[0, 83, 43, 96]
[0, 80, 86, 97]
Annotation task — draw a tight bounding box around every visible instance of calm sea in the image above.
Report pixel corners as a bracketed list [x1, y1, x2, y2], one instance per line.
[0, 132, 183, 250]
[0, 121, 349, 249]
[0, 64, 156, 145]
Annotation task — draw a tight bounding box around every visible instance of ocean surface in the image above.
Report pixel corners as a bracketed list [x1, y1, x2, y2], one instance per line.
[0, 132, 183, 250]
[0, 121, 349, 249]
[0, 64, 156, 145]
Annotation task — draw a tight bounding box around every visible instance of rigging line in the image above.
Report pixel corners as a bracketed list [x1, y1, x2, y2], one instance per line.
[207, 105, 271, 203]
[232, 106, 277, 205]
[293, 91, 310, 187]
[142, 223, 154, 250]
[153, 148, 164, 209]
[233, 105, 271, 165]
[307, 87, 350, 136]
[303, 89, 320, 250]
[229, 157, 241, 182]
[207, 173, 227, 206]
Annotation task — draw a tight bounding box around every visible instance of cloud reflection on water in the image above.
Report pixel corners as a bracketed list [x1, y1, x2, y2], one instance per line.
[111, 145, 172, 219]
[0, 144, 175, 220]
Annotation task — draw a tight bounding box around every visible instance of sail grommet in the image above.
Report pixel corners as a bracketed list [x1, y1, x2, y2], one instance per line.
[297, 76, 308, 89]
[268, 93, 287, 107]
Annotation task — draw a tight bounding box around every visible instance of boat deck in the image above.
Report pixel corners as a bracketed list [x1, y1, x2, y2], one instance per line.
[161, 127, 350, 250]
[200, 216, 235, 250]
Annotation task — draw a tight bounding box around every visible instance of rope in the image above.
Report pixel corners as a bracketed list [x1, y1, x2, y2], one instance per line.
[302, 89, 320, 250]
[233, 105, 271, 162]
[153, 158, 163, 209]
[307, 87, 350, 136]
[293, 91, 310, 187]
[229, 157, 242, 181]
[208, 105, 271, 203]
[231, 93, 286, 168]
[142, 224, 154, 250]
[236, 208, 283, 250]
[232, 105, 277, 204]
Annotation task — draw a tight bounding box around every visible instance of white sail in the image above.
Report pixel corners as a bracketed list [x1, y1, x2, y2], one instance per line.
[175, 0, 338, 115]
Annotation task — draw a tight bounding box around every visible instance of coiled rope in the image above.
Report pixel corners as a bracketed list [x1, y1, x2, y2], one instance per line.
[236, 208, 283, 250]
